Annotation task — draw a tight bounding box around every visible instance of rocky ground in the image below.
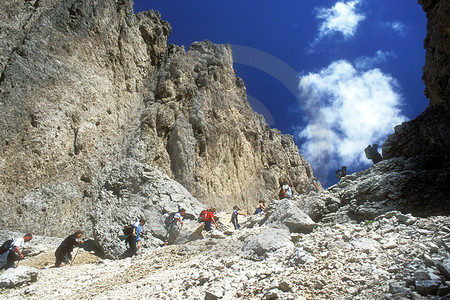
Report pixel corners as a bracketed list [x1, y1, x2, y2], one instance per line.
[1, 203, 449, 300]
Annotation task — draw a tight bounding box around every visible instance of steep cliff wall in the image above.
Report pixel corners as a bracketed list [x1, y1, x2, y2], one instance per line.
[418, 0, 450, 107]
[0, 0, 314, 236]
[383, 0, 450, 159]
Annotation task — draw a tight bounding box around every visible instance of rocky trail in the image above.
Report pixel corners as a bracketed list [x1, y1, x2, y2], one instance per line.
[1, 206, 449, 299]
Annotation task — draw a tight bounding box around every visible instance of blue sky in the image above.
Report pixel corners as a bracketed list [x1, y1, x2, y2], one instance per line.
[134, 1, 427, 187]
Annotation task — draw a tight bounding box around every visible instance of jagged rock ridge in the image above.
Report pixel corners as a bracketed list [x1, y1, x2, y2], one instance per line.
[0, 0, 315, 240]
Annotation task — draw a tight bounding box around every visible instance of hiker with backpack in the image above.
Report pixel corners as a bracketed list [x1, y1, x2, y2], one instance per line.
[164, 208, 186, 246]
[133, 218, 146, 251]
[204, 207, 218, 232]
[0, 233, 33, 270]
[120, 218, 146, 258]
[52, 230, 83, 267]
[254, 200, 265, 214]
[278, 185, 287, 199]
[279, 183, 293, 199]
[336, 166, 348, 180]
[230, 206, 246, 230]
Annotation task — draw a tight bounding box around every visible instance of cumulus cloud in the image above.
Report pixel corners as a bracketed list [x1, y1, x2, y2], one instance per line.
[382, 21, 406, 36]
[354, 50, 396, 70]
[315, 0, 366, 40]
[296, 60, 407, 183]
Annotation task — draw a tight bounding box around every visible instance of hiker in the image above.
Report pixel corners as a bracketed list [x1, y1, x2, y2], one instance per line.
[254, 200, 265, 214]
[286, 183, 293, 198]
[204, 207, 218, 231]
[0, 233, 33, 270]
[279, 183, 293, 199]
[120, 218, 146, 258]
[336, 166, 348, 180]
[364, 144, 383, 164]
[230, 206, 246, 230]
[311, 178, 320, 192]
[133, 218, 146, 251]
[164, 208, 186, 246]
[278, 185, 287, 199]
[53, 230, 83, 267]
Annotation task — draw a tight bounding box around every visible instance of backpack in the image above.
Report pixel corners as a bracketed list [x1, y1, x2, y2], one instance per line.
[285, 186, 292, 198]
[198, 210, 208, 223]
[0, 239, 13, 255]
[165, 212, 176, 229]
[122, 224, 134, 236]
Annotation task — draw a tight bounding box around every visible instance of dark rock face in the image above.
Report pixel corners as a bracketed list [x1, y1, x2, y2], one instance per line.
[0, 0, 314, 240]
[339, 0, 450, 218]
[417, 0, 450, 107]
[330, 157, 450, 220]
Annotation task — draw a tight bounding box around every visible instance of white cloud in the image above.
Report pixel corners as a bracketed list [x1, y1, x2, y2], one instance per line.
[354, 50, 396, 70]
[316, 0, 366, 40]
[297, 60, 407, 183]
[382, 21, 406, 36]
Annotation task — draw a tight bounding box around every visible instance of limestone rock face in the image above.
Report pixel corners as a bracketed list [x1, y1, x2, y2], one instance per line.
[92, 158, 204, 258]
[329, 157, 450, 220]
[0, 0, 171, 235]
[135, 40, 313, 211]
[366, 0, 450, 217]
[0, 0, 314, 240]
[417, 0, 450, 107]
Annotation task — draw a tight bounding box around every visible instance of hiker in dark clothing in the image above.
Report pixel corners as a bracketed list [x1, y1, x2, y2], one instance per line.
[53, 231, 83, 267]
[230, 206, 246, 230]
[336, 166, 348, 180]
[364, 144, 383, 164]
[0, 233, 33, 270]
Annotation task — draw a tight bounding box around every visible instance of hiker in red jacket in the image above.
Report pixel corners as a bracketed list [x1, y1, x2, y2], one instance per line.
[205, 207, 218, 231]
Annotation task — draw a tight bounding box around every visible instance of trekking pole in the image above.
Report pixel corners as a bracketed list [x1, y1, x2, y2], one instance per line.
[70, 247, 80, 266]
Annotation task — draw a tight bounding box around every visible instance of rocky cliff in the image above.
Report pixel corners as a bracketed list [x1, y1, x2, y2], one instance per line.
[329, 0, 450, 218]
[0, 0, 449, 299]
[0, 0, 314, 240]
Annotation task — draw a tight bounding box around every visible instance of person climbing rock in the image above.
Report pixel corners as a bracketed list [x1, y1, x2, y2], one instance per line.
[120, 218, 146, 258]
[52, 230, 84, 267]
[164, 208, 185, 245]
[133, 218, 146, 251]
[230, 206, 246, 230]
[0, 233, 33, 270]
[311, 178, 320, 192]
[254, 200, 265, 214]
[204, 207, 218, 231]
[336, 166, 348, 180]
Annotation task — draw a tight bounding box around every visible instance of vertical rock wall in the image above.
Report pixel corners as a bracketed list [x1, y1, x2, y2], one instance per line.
[0, 0, 314, 236]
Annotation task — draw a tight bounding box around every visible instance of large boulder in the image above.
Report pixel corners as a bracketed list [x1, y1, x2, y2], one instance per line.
[241, 227, 292, 260]
[92, 158, 203, 258]
[264, 199, 316, 233]
[292, 192, 341, 222]
[0, 266, 39, 288]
